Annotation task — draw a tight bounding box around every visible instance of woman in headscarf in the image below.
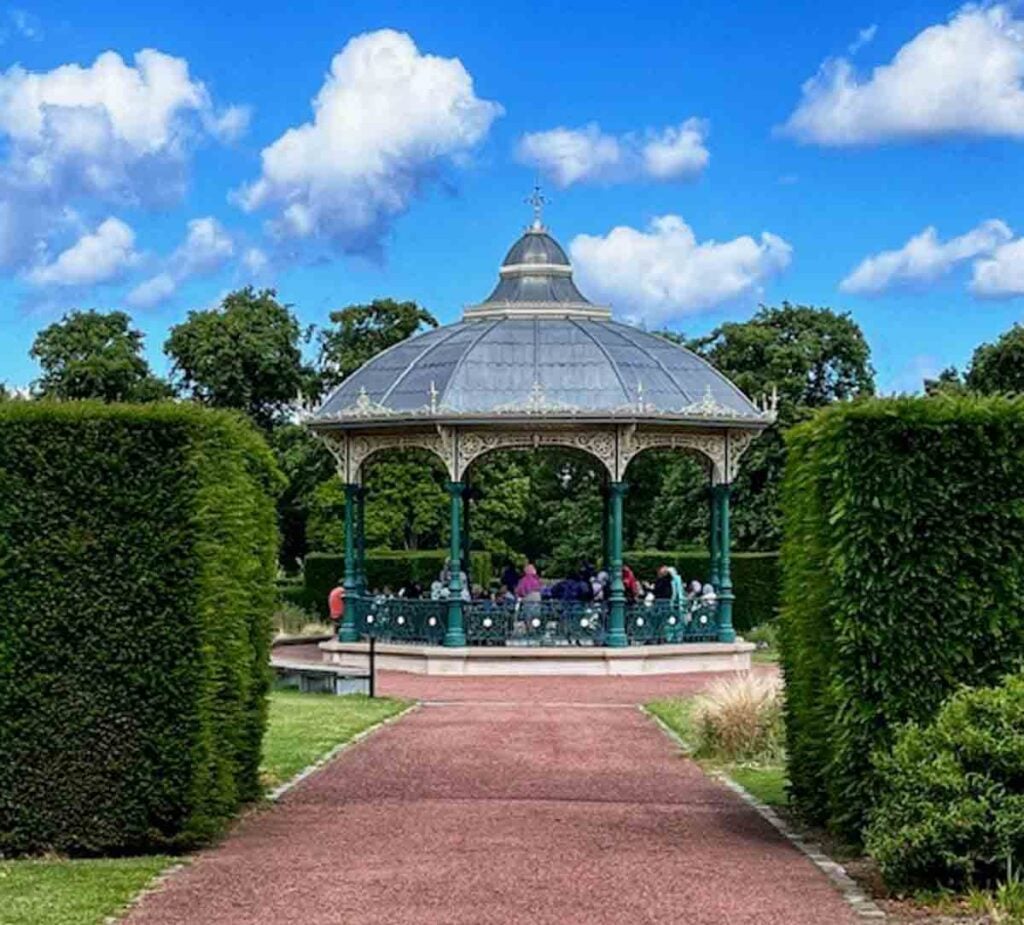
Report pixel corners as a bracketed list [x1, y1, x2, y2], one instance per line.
[622, 564, 640, 601]
[653, 566, 673, 600]
[515, 562, 543, 602]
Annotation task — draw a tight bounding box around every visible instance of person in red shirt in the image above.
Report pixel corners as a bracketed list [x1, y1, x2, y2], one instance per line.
[328, 584, 345, 623]
[622, 564, 640, 602]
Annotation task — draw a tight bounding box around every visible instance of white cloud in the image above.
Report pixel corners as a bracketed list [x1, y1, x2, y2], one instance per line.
[971, 238, 1024, 296]
[840, 220, 1012, 294]
[782, 5, 1024, 144]
[848, 24, 877, 55]
[126, 272, 176, 309]
[126, 216, 234, 308]
[242, 246, 269, 275]
[517, 119, 709, 187]
[236, 29, 502, 254]
[0, 48, 245, 284]
[570, 215, 791, 324]
[26, 217, 138, 287]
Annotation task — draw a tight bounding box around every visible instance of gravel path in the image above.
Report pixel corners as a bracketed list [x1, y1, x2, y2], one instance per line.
[125, 675, 857, 925]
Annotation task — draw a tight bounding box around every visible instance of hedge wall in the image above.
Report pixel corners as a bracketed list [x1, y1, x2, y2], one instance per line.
[0, 402, 282, 855]
[625, 550, 778, 632]
[779, 396, 1024, 841]
[301, 550, 493, 617]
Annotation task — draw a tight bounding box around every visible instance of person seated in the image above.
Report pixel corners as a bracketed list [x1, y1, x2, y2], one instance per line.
[515, 562, 543, 601]
[501, 560, 521, 595]
[653, 566, 673, 600]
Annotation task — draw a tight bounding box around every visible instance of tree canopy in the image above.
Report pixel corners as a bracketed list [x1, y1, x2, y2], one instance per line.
[30, 310, 171, 402]
[165, 288, 313, 430]
[317, 298, 438, 392]
[965, 323, 1024, 395]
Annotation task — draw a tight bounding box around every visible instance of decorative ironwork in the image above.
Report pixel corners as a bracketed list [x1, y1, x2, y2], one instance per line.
[353, 595, 447, 644]
[626, 599, 719, 644]
[454, 427, 617, 480]
[464, 599, 608, 646]
[618, 425, 725, 483]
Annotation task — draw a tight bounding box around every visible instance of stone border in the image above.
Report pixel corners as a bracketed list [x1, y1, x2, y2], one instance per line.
[642, 707, 886, 922]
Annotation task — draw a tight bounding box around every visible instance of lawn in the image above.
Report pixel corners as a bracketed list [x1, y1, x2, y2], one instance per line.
[0, 690, 409, 925]
[646, 696, 789, 808]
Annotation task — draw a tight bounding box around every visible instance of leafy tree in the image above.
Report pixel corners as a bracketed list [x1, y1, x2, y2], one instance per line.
[924, 365, 966, 396]
[165, 288, 313, 430]
[270, 424, 336, 569]
[30, 310, 171, 402]
[966, 323, 1024, 395]
[689, 303, 875, 549]
[317, 298, 437, 392]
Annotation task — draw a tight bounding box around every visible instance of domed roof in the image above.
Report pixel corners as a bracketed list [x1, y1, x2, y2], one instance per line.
[314, 316, 763, 422]
[466, 221, 608, 320]
[312, 221, 768, 425]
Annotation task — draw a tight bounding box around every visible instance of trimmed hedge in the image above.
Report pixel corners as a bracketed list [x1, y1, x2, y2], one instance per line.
[779, 396, 1024, 841]
[626, 550, 779, 632]
[0, 402, 282, 855]
[301, 550, 493, 617]
[865, 672, 1024, 891]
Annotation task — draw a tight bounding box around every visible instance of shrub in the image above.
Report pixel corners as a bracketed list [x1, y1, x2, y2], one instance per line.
[626, 550, 779, 632]
[865, 673, 1024, 892]
[302, 550, 493, 617]
[691, 673, 785, 763]
[272, 602, 329, 638]
[0, 402, 282, 855]
[779, 396, 1024, 840]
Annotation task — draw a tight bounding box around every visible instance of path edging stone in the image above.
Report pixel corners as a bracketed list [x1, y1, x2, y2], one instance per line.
[641, 706, 886, 922]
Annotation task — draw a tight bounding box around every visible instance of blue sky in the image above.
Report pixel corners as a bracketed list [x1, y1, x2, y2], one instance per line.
[1, 0, 1023, 392]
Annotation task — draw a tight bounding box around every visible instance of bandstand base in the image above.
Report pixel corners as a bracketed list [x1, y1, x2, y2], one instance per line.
[318, 639, 754, 676]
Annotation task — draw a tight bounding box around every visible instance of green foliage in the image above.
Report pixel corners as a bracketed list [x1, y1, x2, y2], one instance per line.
[779, 395, 1024, 841]
[691, 673, 785, 763]
[30, 310, 172, 402]
[690, 302, 875, 549]
[625, 550, 779, 632]
[165, 287, 313, 429]
[967, 323, 1024, 396]
[316, 298, 438, 392]
[301, 550, 493, 616]
[865, 673, 1024, 892]
[0, 402, 281, 855]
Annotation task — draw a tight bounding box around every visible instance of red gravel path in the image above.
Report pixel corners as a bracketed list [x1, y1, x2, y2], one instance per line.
[125, 677, 857, 925]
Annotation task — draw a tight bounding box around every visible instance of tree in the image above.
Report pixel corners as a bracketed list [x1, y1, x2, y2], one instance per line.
[924, 366, 966, 396]
[689, 303, 875, 549]
[966, 323, 1024, 395]
[165, 288, 313, 430]
[30, 310, 171, 402]
[317, 299, 438, 392]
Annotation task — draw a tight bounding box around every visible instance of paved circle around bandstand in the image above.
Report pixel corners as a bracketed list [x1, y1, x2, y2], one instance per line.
[125, 671, 859, 925]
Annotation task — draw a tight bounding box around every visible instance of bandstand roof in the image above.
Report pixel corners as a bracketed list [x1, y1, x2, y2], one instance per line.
[311, 220, 773, 429]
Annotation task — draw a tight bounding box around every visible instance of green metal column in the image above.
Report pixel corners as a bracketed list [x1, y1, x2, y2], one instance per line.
[606, 481, 628, 648]
[461, 479, 471, 580]
[716, 483, 736, 643]
[339, 483, 360, 642]
[602, 483, 611, 571]
[709, 484, 721, 587]
[355, 486, 367, 595]
[444, 481, 466, 647]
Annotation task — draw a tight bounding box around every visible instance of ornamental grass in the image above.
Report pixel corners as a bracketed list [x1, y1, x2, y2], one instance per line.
[691, 672, 785, 763]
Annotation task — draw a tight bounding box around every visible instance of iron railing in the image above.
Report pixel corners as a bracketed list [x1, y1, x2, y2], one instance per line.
[346, 594, 720, 646]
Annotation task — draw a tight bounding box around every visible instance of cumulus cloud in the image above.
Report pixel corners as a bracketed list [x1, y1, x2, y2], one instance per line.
[126, 216, 234, 308]
[782, 5, 1024, 144]
[517, 119, 709, 187]
[570, 215, 791, 324]
[242, 246, 269, 275]
[26, 217, 138, 288]
[971, 238, 1024, 296]
[0, 48, 245, 284]
[840, 220, 1012, 294]
[236, 29, 502, 254]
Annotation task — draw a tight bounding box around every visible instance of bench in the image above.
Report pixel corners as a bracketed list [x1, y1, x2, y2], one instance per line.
[270, 657, 371, 696]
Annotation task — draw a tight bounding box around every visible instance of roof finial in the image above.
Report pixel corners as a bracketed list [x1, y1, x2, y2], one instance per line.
[525, 183, 547, 231]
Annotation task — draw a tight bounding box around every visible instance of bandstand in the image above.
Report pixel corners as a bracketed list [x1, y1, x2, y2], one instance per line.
[307, 206, 775, 675]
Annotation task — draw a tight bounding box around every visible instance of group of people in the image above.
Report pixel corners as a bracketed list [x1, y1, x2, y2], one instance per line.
[360, 557, 717, 608]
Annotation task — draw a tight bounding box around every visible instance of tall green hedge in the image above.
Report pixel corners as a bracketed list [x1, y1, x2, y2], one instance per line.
[625, 550, 778, 632]
[0, 402, 282, 855]
[302, 550, 493, 616]
[779, 396, 1024, 840]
